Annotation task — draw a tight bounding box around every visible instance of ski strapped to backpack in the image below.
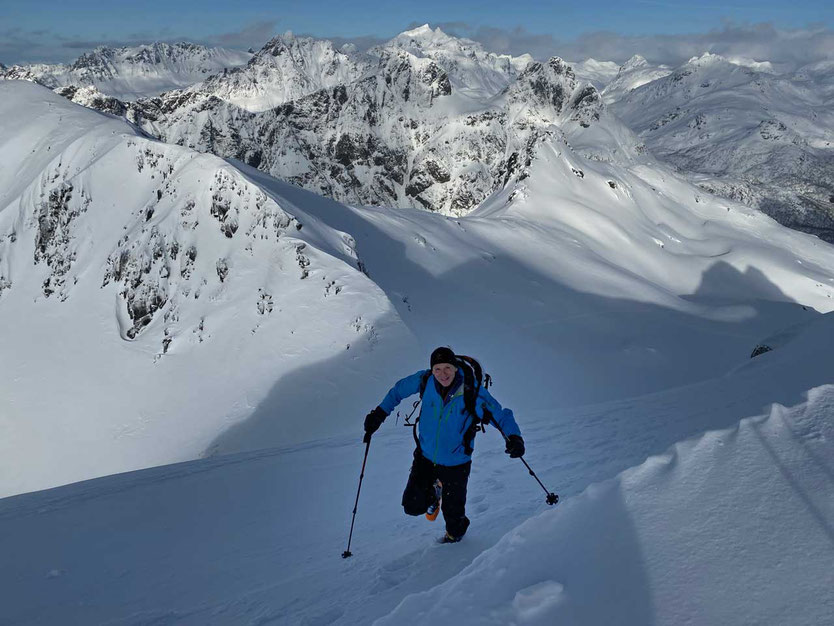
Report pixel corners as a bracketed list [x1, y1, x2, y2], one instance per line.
[404, 354, 493, 456]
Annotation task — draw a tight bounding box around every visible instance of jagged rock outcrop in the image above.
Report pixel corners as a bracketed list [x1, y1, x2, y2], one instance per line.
[119, 38, 614, 216]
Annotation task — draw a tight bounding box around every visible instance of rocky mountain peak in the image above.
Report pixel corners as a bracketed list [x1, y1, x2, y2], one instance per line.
[391, 24, 447, 44]
[197, 34, 366, 112]
[375, 24, 534, 99]
[509, 57, 578, 110]
[260, 32, 312, 56]
[621, 55, 648, 72]
[684, 52, 730, 69]
[376, 49, 452, 102]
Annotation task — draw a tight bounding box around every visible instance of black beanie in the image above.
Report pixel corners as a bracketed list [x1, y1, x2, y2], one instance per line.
[430, 346, 456, 368]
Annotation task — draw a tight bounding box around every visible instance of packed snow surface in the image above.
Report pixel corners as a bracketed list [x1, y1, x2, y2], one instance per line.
[0, 81, 417, 496]
[1, 312, 833, 624]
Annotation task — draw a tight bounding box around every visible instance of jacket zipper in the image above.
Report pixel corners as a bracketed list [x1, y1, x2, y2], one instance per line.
[432, 390, 462, 464]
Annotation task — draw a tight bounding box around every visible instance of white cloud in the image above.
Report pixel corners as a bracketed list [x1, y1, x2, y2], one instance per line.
[449, 22, 834, 69]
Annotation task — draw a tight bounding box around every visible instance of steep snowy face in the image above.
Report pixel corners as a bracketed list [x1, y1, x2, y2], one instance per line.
[475, 101, 834, 314]
[195, 33, 371, 112]
[0, 81, 414, 496]
[0, 42, 251, 100]
[610, 53, 834, 241]
[601, 55, 672, 104]
[375, 24, 533, 99]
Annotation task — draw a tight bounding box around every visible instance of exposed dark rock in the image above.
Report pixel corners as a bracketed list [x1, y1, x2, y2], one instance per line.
[750, 344, 773, 358]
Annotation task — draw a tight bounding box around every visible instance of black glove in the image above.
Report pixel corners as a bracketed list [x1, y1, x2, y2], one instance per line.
[363, 406, 387, 441]
[505, 434, 525, 458]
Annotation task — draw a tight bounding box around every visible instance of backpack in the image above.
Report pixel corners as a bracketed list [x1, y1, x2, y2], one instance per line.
[403, 354, 493, 456]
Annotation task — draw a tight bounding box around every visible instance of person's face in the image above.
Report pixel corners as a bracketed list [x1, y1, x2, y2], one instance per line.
[432, 363, 456, 387]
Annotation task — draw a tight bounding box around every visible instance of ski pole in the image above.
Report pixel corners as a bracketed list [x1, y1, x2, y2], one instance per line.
[342, 434, 373, 558]
[489, 418, 559, 506]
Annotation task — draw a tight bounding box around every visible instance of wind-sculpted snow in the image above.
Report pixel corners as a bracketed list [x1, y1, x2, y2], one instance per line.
[378, 382, 834, 625]
[0, 81, 416, 496]
[1, 309, 833, 625]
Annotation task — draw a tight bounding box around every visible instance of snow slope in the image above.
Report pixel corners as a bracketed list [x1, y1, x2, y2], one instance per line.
[381, 384, 834, 625]
[0, 81, 416, 497]
[1, 307, 832, 625]
[5, 76, 834, 497]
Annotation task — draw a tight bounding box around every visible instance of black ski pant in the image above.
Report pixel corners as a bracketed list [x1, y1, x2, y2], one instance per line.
[402, 449, 471, 539]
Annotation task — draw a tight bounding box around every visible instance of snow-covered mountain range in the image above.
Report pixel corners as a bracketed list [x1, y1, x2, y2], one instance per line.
[112, 27, 615, 216]
[3, 76, 834, 497]
[8, 26, 830, 245]
[3, 23, 834, 624]
[610, 52, 834, 241]
[6, 27, 832, 242]
[0, 42, 251, 100]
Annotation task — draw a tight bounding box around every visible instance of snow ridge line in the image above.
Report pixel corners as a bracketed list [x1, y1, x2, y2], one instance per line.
[374, 384, 834, 624]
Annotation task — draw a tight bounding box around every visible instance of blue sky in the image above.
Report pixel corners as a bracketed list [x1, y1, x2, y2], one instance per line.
[1, 0, 833, 65]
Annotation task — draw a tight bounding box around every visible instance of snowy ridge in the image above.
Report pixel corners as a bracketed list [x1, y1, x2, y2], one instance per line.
[0, 42, 251, 100]
[568, 57, 622, 90]
[0, 81, 416, 496]
[379, 382, 834, 625]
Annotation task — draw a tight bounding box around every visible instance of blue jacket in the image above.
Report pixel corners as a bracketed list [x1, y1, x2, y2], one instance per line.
[378, 368, 522, 466]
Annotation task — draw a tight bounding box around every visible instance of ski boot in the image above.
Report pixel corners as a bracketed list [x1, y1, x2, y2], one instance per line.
[437, 531, 462, 544]
[425, 480, 442, 521]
